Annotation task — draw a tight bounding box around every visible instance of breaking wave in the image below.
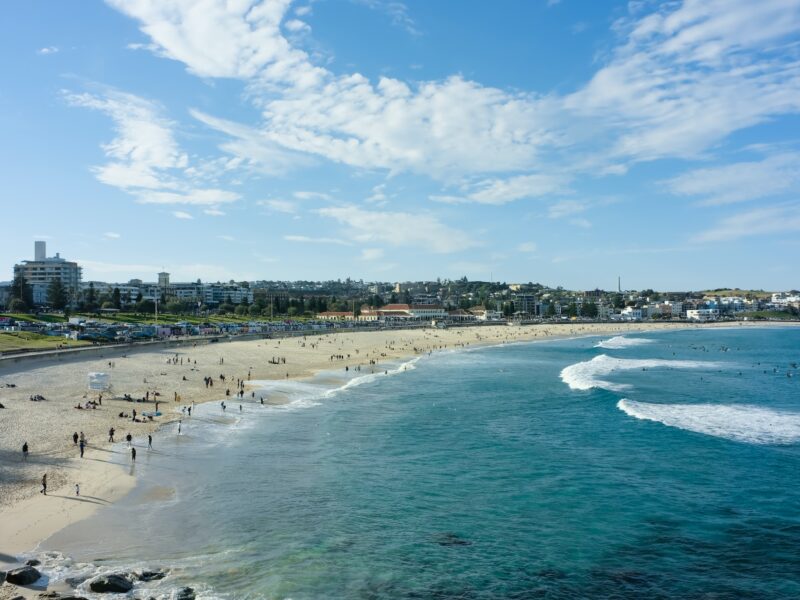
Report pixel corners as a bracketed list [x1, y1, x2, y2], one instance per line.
[595, 336, 654, 350]
[617, 399, 800, 445]
[560, 354, 721, 392]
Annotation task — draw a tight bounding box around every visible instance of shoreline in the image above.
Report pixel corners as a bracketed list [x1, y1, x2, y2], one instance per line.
[1, 321, 796, 588]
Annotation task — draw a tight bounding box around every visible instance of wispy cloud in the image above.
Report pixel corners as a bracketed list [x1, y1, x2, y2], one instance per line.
[284, 234, 352, 245]
[360, 248, 385, 261]
[66, 88, 242, 207]
[317, 205, 478, 253]
[694, 203, 800, 243]
[103, 232, 121, 239]
[172, 210, 193, 220]
[517, 242, 537, 253]
[293, 191, 332, 201]
[37, 46, 59, 55]
[666, 152, 800, 206]
[258, 199, 297, 214]
[354, 0, 420, 36]
[204, 207, 226, 216]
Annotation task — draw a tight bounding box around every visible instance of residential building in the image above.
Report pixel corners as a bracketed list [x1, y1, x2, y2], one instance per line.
[686, 308, 720, 321]
[13, 241, 82, 306]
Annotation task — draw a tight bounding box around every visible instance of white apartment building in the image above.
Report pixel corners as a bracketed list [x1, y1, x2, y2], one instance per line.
[686, 308, 720, 321]
[14, 241, 82, 306]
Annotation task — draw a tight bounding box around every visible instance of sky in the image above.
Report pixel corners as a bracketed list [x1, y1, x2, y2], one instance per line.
[1, 0, 800, 291]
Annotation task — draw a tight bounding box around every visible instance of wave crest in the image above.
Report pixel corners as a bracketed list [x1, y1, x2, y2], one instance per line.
[560, 354, 721, 392]
[617, 399, 800, 445]
[595, 336, 654, 349]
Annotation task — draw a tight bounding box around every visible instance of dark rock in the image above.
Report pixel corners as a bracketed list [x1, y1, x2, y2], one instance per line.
[137, 570, 167, 582]
[37, 592, 61, 599]
[88, 573, 133, 593]
[175, 587, 196, 600]
[26, 559, 42, 566]
[0, 570, 6, 582]
[5, 565, 42, 585]
[435, 532, 472, 547]
[65, 576, 88, 588]
[0, 402, 5, 408]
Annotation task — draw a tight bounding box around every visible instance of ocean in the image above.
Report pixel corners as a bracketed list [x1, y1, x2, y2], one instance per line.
[34, 326, 800, 599]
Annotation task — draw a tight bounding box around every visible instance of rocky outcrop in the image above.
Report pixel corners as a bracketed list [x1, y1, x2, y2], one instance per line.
[5, 565, 42, 585]
[175, 587, 196, 600]
[136, 570, 167, 582]
[88, 573, 133, 593]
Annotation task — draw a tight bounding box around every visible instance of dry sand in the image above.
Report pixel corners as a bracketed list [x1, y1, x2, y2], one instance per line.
[0, 320, 791, 586]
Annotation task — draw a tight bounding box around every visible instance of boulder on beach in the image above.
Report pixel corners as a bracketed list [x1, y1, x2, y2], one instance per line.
[137, 570, 167, 582]
[5, 565, 42, 585]
[88, 573, 133, 593]
[26, 559, 41, 566]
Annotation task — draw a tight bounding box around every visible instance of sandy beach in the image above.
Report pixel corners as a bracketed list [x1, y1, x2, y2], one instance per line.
[0, 320, 794, 594]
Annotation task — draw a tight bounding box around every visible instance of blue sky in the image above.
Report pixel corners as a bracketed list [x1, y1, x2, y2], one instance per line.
[2, 0, 799, 290]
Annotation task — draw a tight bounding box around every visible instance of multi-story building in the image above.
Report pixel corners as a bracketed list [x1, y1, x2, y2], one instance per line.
[14, 241, 81, 306]
[513, 294, 537, 315]
[686, 308, 720, 321]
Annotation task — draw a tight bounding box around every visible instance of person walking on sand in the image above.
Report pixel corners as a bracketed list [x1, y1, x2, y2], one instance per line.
[22, 442, 29, 461]
[148, 434, 153, 449]
[178, 420, 182, 435]
[108, 427, 115, 443]
[131, 447, 136, 461]
[79, 438, 85, 458]
[75, 483, 80, 497]
[73, 431, 79, 445]
[41, 473, 47, 495]
[126, 432, 132, 447]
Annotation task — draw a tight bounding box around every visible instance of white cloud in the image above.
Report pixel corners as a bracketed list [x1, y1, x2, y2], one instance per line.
[694, 202, 800, 242]
[204, 207, 226, 216]
[104, 0, 800, 197]
[284, 19, 310, 33]
[316, 205, 478, 253]
[172, 210, 193, 219]
[666, 152, 800, 205]
[217, 234, 235, 241]
[293, 190, 332, 201]
[295, 6, 312, 17]
[569, 217, 592, 228]
[517, 242, 537, 253]
[67, 88, 243, 208]
[564, 0, 800, 162]
[65, 89, 187, 190]
[355, 0, 419, 36]
[258, 199, 297, 214]
[360, 248, 385, 261]
[103, 232, 121, 239]
[548, 199, 588, 219]
[284, 234, 351, 245]
[137, 188, 240, 205]
[190, 109, 310, 175]
[366, 184, 388, 204]
[37, 46, 59, 55]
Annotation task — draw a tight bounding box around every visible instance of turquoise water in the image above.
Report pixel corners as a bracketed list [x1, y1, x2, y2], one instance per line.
[40, 327, 800, 599]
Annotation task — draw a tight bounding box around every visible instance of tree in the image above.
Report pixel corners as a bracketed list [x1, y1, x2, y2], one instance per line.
[10, 272, 33, 308]
[8, 298, 27, 313]
[112, 287, 122, 309]
[583, 301, 598, 319]
[47, 279, 69, 310]
[85, 282, 97, 311]
[566, 302, 578, 318]
[546, 303, 556, 317]
[234, 304, 249, 316]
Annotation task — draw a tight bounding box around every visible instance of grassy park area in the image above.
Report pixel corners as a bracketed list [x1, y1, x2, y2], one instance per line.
[0, 331, 91, 353]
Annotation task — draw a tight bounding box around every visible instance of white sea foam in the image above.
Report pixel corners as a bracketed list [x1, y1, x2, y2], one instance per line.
[594, 336, 654, 350]
[617, 399, 800, 445]
[560, 354, 721, 392]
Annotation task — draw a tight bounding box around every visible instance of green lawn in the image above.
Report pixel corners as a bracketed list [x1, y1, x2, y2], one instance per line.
[738, 310, 799, 320]
[0, 312, 67, 323]
[0, 331, 91, 352]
